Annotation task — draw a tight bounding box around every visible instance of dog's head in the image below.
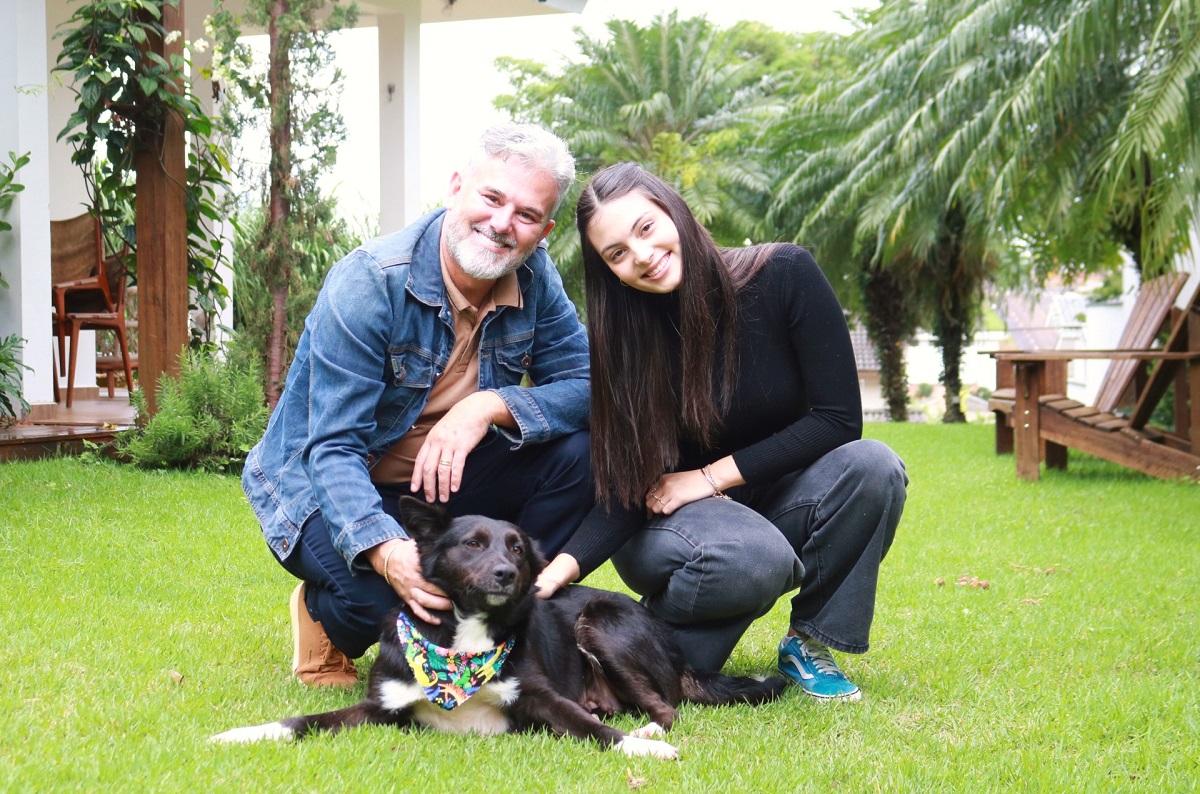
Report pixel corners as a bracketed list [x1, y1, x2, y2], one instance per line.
[399, 496, 547, 615]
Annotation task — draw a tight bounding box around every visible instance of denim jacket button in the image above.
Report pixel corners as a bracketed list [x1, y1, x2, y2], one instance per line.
[521, 353, 532, 368]
[282, 538, 290, 552]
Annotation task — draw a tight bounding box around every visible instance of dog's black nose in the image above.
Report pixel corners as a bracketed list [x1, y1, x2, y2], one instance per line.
[493, 564, 516, 587]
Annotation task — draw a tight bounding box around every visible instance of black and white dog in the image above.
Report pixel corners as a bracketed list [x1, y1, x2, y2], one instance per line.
[211, 497, 786, 759]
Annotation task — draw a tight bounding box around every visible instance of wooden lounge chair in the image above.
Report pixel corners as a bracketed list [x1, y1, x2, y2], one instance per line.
[989, 273, 1189, 457]
[990, 274, 1200, 481]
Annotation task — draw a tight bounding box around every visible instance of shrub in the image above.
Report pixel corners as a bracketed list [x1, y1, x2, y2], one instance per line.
[1, 152, 31, 426]
[117, 345, 267, 471]
[0, 334, 31, 427]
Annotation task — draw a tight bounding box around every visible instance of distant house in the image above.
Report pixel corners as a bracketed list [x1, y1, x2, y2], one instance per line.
[847, 323, 885, 415]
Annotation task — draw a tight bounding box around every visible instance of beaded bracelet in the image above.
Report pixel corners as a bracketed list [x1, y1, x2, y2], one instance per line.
[702, 465, 732, 499]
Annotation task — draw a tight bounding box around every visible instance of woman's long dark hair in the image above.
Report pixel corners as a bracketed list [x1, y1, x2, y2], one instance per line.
[578, 163, 781, 508]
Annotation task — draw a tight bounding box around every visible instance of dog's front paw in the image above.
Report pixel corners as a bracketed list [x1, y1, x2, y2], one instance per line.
[209, 722, 294, 744]
[615, 735, 679, 760]
[630, 721, 666, 738]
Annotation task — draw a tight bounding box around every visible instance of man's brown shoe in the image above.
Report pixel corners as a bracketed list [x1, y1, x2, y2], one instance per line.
[290, 583, 358, 688]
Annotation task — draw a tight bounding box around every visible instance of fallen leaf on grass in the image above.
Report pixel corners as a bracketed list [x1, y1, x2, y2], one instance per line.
[168, 670, 186, 685]
[934, 577, 946, 586]
[626, 767, 648, 790]
[1023, 598, 1043, 605]
[955, 575, 989, 589]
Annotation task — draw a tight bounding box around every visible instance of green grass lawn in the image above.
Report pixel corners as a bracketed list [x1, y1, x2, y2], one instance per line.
[1, 423, 1197, 791]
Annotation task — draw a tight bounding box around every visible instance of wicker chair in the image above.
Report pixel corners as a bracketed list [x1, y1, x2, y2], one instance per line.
[49, 213, 136, 406]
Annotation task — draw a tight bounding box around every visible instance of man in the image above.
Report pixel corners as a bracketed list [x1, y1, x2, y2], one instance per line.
[242, 123, 592, 687]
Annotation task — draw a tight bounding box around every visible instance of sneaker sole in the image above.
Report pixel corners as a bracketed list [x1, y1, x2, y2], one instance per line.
[802, 686, 863, 702]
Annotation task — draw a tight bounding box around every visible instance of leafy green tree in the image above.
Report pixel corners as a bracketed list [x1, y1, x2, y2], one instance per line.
[209, 0, 356, 406]
[230, 203, 364, 381]
[496, 13, 790, 302]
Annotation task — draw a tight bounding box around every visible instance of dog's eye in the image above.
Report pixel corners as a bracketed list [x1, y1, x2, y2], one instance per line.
[465, 539, 482, 549]
[511, 544, 524, 557]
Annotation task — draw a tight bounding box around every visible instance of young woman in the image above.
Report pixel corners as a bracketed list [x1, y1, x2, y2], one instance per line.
[535, 163, 908, 701]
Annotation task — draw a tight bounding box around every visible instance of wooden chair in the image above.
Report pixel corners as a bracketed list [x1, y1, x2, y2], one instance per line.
[96, 284, 138, 397]
[49, 213, 107, 379]
[63, 253, 137, 407]
[990, 274, 1200, 481]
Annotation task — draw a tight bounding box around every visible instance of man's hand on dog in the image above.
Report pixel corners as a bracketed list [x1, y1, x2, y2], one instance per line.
[372, 539, 451, 623]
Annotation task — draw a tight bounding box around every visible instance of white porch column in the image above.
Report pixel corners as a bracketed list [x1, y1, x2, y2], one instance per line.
[186, 0, 235, 347]
[377, 2, 421, 234]
[0, 0, 54, 412]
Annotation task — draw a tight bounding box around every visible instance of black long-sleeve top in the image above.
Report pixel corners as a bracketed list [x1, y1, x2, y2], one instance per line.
[561, 245, 863, 578]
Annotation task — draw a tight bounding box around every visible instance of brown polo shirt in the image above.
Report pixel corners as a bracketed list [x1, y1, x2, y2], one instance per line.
[369, 258, 521, 484]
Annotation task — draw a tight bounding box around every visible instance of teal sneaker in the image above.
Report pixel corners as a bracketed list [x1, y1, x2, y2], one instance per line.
[778, 635, 862, 701]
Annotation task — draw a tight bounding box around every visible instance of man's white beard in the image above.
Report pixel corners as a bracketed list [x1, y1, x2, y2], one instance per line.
[445, 216, 534, 280]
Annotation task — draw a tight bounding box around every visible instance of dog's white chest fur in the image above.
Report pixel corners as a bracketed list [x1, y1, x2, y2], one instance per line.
[377, 676, 520, 735]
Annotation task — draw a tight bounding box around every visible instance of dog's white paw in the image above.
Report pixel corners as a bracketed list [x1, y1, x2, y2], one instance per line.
[630, 721, 666, 739]
[209, 722, 294, 744]
[615, 735, 679, 760]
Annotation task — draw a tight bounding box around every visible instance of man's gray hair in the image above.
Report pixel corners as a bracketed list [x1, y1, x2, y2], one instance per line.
[468, 122, 576, 216]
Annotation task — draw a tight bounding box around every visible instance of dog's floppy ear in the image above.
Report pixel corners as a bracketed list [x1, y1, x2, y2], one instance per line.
[398, 496, 451, 543]
[527, 538, 550, 578]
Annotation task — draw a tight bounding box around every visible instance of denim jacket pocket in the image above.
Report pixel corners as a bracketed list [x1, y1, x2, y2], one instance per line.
[382, 348, 437, 426]
[493, 339, 534, 387]
[388, 348, 436, 388]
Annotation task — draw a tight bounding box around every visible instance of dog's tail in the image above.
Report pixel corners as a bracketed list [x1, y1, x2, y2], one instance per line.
[680, 669, 788, 706]
[209, 703, 377, 744]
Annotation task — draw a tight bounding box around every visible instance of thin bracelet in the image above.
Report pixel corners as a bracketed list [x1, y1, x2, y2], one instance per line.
[382, 542, 400, 587]
[702, 465, 731, 499]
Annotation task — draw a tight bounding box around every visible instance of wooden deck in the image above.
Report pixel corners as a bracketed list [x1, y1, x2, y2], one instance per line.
[0, 392, 137, 463]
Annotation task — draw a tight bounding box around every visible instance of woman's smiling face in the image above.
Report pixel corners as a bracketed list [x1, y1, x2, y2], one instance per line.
[585, 191, 683, 294]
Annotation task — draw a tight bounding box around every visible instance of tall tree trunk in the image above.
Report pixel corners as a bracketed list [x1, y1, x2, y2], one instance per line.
[264, 0, 292, 409]
[930, 206, 973, 424]
[935, 297, 967, 423]
[860, 260, 917, 422]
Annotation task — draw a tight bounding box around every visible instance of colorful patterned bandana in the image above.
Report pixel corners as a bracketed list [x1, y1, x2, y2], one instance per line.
[395, 612, 515, 711]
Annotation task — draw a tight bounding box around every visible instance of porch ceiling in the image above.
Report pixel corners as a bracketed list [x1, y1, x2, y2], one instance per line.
[359, 0, 587, 22]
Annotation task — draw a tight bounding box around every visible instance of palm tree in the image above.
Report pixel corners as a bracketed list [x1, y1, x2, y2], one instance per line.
[771, 0, 1200, 420]
[496, 13, 789, 301]
[930, 0, 1200, 279]
[770, 1, 1005, 422]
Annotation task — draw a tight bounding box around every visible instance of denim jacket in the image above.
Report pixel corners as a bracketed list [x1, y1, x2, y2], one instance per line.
[242, 209, 590, 569]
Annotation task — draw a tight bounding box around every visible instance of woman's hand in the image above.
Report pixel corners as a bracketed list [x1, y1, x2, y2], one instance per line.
[644, 469, 713, 516]
[535, 553, 581, 599]
[645, 457, 745, 516]
[371, 538, 452, 624]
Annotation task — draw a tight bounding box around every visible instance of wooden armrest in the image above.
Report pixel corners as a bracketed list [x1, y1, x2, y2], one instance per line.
[991, 350, 1200, 362]
[52, 276, 102, 291]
